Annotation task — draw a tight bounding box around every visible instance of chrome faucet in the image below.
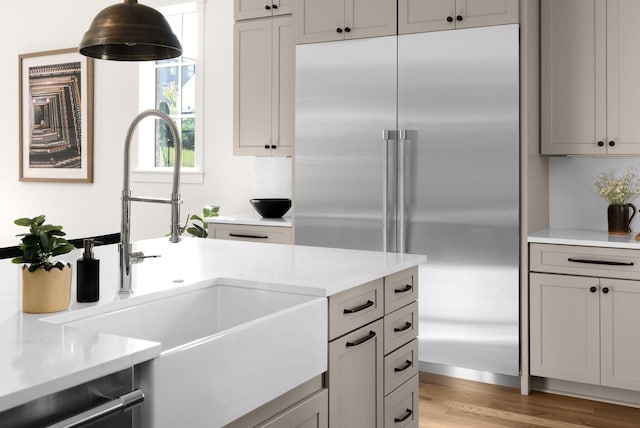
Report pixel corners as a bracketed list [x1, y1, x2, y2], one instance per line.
[119, 109, 184, 294]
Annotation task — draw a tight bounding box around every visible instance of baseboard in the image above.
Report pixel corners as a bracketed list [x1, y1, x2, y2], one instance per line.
[531, 376, 640, 408]
[419, 361, 520, 389]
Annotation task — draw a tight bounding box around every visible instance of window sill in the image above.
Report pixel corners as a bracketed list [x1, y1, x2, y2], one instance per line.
[131, 169, 204, 184]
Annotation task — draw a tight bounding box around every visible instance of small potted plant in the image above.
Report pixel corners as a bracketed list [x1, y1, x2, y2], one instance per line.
[594, 166, 640, 235]
[12, 215, 75, 313]
[186, 205, 220, 238]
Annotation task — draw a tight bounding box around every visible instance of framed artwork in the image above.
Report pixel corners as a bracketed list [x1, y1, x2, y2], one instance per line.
[18, 48, 94, 182]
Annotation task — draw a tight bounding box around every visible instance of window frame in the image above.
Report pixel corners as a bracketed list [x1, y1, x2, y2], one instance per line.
[132, 1, 204, 184]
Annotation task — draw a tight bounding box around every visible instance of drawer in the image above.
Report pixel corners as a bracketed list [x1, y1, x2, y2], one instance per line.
[530, 243, 640, 280]
[384, 267, 418, 315]
[384, 301, 418, 355]
[329, 279, 384, 340]
[384, 375, 419, 428]
[210, 224, 292, 244]
[384, 339, 418, 396]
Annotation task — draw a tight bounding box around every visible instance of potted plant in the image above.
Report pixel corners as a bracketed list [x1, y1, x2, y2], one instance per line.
[594, 166, 640, 235]
[186, 205, 220, 238]
[12, 215, 75, 313]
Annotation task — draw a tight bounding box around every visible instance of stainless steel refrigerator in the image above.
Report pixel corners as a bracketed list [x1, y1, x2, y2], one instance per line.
[294, 25, 520, 378]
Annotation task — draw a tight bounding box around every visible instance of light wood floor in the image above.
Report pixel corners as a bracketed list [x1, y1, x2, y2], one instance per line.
[419, 373, 640, 427]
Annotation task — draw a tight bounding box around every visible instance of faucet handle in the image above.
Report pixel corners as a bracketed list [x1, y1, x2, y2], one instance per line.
[179, 214, 190, 235]
[131, 251, 161, 264]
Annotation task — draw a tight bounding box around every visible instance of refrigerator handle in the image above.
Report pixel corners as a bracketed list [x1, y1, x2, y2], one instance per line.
[382, 130, 397, 252]
[398, 129, 406, 254]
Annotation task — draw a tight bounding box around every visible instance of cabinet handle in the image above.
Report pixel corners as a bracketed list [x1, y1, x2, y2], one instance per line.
[589, 286, 597, 293]
[265, 4, 271, 10]
[456, 15, 463, 21]
[609, 140, 616, 147]
[394, 408, 413, 423]
[336, 27, 343, 33]
[394, 321, 412, 332]
[603, 287, 610, 294]
[343, 299, 374, 314]
[394, 360, 413, 372]
[344, 27, 351, 32]
[228, 233, 269, 239]
[567, 257, 634, 266]
[271, 144, 277, 149]
[597, 141, 605, 147]
[264, 145, 270, 149]
[272, 4, 278, 9]
[446, 16, 453, 22]
[394, 284, 413, 294]
[346, 330, 376, 347]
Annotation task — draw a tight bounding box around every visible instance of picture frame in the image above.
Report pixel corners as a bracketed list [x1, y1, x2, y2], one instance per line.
[18, 48, 94, 183]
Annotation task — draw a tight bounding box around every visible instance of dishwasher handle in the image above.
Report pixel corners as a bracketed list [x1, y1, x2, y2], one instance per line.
[45, 389, 144, 428]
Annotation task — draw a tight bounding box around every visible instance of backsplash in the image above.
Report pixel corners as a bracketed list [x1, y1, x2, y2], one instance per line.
[549, 157, 640, 231]
[251, 157, 292, 199]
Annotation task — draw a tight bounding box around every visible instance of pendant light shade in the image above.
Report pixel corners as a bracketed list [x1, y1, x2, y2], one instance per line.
[79, 0, 182, 61]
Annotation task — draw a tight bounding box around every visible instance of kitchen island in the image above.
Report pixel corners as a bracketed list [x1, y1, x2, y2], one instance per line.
[0, 237, 425, 426]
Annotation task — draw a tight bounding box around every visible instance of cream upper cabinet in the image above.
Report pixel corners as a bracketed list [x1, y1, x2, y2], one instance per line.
[296, 0, 397, 44]
[399, 0, 518, 34]
[541, 0, 640, 155]
[235, 0, 294, 20]
[234, 16, 294, 156]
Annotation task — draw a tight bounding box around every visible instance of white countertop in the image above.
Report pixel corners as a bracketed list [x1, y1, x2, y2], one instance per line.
[204, 213, 292, 227]
[0, 237, 425, 412]
[529, 228, 640, 249]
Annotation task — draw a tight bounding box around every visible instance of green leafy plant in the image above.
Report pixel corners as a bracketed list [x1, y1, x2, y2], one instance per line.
[12, 215, 75, 272]
[187, 205, 220, 238]
[594, 166, 640, 205]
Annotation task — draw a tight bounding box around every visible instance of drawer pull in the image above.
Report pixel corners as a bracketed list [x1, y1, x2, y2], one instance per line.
[343, 299, 374, 314]
[394, 408, 413, 423]
[346, 330, 376, 347]
[394, 360, 413, 372]
[394, 284, 413, 294]
[394, 321, 412, 332]
[567, 258, 634, 267]
[228, 233, 269, 239]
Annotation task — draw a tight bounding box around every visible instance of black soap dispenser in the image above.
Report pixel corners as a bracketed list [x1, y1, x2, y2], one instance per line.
[77, 238, 99, 302]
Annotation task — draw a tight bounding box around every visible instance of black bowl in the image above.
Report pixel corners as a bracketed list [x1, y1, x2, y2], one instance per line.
[250, 198, 292, 218]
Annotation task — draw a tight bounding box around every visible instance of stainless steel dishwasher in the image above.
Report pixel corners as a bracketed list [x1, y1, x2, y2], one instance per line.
[0, 368, 143, 428]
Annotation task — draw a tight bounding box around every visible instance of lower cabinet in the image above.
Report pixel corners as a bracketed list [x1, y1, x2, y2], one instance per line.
[328, 319, 384, 428]
[327, 267, 419, 428]
[207, 223, 293, 244]
[225, 377, 327, 428]
[530, 272, 640, 391]
[261, 390, 328, 428]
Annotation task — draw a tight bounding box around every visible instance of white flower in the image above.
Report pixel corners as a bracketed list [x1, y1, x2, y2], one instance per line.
[594, 166, 640, 205]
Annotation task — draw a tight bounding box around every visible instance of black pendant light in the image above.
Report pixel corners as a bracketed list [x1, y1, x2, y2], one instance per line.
[79, 0, 182, 61]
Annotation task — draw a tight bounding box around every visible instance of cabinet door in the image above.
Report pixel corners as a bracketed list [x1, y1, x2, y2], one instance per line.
[540, 0, 607, 155]
[261, 390, 328, 428]
[235, 0, 294, 20]
[399, 0, 455, 34]
[345, 0, 397, 40]
[605, 0, 640, 154]
[529, 273, 600, 385]
[234, 19, 273, 155]
[329, 319, 384, 428]
[272, 16, 295, 156]
[296, 0, 345, 44]
[600, 278, 640, 391]
[455, 0, 518, 29]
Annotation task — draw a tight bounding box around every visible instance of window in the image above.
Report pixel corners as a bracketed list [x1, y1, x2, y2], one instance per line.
[135, 1, 204, 183]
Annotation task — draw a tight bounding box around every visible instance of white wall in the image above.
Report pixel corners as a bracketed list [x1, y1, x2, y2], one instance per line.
[549, 157, 640, 231]
[0, 0, 257, 247]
